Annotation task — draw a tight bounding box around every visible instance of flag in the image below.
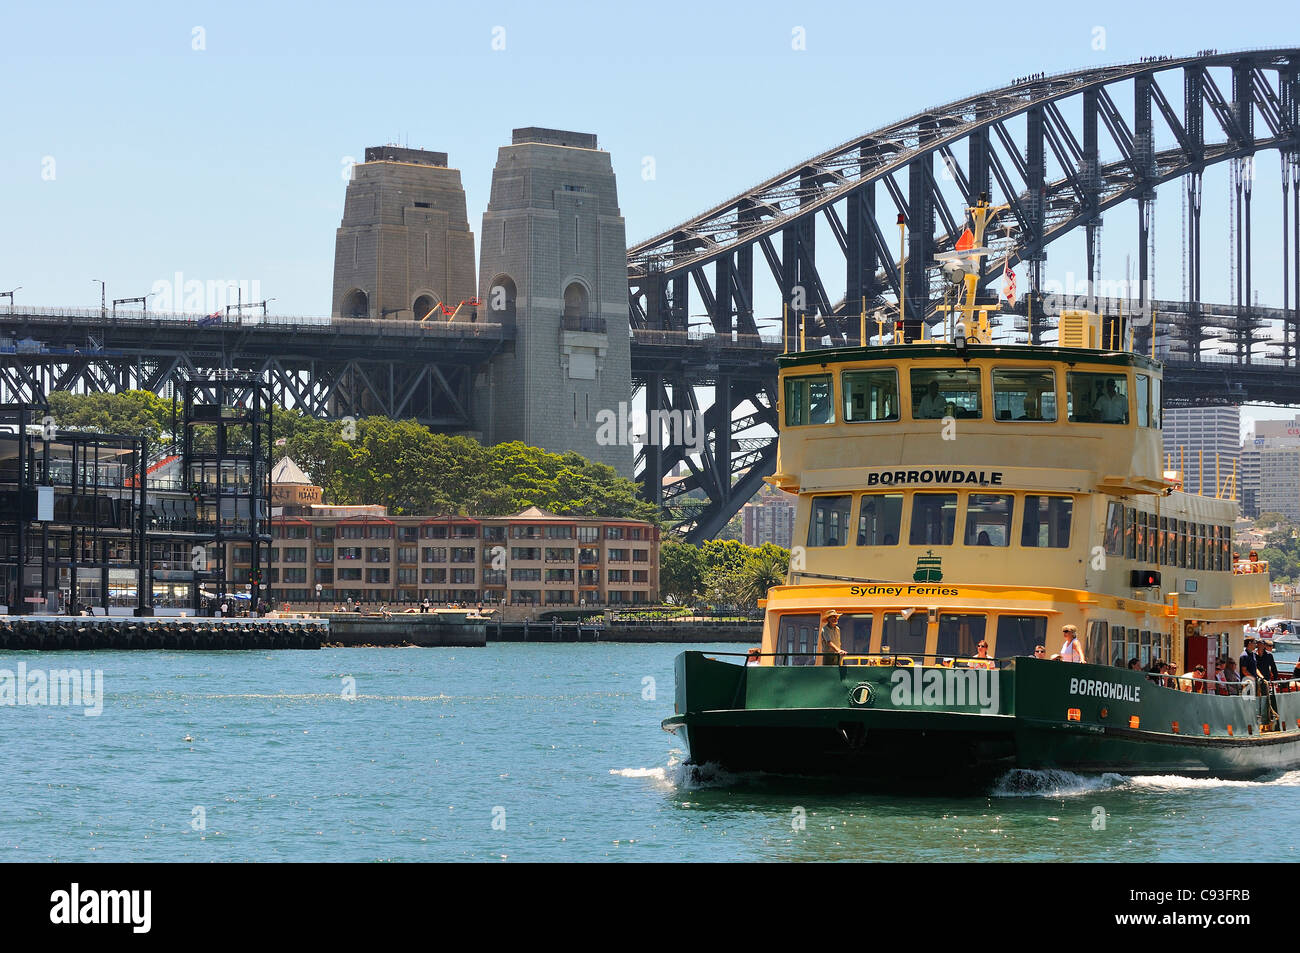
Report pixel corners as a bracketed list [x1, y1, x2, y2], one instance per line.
[1002, 257, 1017, 306]
[955, 228, 974, 251]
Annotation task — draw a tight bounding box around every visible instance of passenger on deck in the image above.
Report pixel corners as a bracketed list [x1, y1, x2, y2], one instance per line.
[1128, 658, 1141, 671]
[817, 610, 845, 666]
[1222, 658, 1242, 695]
[967, 640, 995, 669]
[1033, 645, 1047, 659]
[976, 531, 992, 546]
[1240, 637, 1259, 680]
[1058, 624, 1085, 663]
[1180, 664, 1207, 693]
[1213, 659, 1230, 695]
[1258, 638, 1280, 682]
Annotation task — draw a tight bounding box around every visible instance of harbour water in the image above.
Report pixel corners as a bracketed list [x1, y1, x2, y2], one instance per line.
[2, 642, 1298, 862]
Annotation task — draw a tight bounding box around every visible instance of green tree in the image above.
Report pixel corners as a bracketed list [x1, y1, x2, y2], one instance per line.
[659, 540, 704, 604]
[738, 544, 790, 607]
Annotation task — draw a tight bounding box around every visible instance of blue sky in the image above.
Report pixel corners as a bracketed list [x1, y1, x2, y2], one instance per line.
[1, 1, 1297, 430]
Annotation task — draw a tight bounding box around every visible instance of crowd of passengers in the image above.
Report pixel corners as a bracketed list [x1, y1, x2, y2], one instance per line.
[1129, 635, 1300, 694]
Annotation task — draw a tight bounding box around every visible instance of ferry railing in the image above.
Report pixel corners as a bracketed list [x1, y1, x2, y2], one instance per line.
[1232, 559, 1269, 574]
[713, 650, 1013, 669]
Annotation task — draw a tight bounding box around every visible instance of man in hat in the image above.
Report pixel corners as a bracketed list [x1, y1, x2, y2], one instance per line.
[817, 610, 846, 666]
[1258, 638, 1280, 682]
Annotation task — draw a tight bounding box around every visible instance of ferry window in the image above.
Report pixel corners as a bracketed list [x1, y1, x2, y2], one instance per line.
[1104, 502, 1124, 556]
[910, 368, 982, 420]
[1196, 524, 1206, 570]
[1124, 506, 1136, 559]
[996, 615, 1047, 658]
[1086, 620, 1108, 667]
[1022, 495, 1072, 547]
[776, 613, 820, 666]
[1135, 511, 1147, 561]
[807, 495, 852, 547]
[909, 493, 958, 546]
[1066, 372, 1129, 424]
[964, 494, 1013, 546]
[1151, 377, 1162, 428]
[1136, 375, 1150, 427]
[937, 613, 986, 659]
[857, 493, 902, 546]
[843, 369, 899, 422]
[1110, 626, 1126, 667]
[1127, 628, 1140, 667]
[839, 613, 874, 655]
[784, 374, 834, 426]
[992, 369, 1057, 421]
[1158, 516, 1168, 565]
[881, 612, 927, 659]
[1139, 630, 1151, 667]
[1178, 520, 1188, 568]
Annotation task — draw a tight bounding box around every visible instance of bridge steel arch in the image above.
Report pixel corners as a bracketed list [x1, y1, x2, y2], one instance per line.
[628, 49, 1300, 541]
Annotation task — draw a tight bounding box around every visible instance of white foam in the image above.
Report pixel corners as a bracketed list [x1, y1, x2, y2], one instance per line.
[1125, 769, 1300, 791]
[609, 767, 667, 780]
[992, 768, 1128, 797]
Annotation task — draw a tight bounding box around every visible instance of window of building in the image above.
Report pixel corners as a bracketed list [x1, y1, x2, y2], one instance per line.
[315, 547, 333, 562]
[909, 493, 957, 546]
[1021, 495, 1072, 548]
[784, 374, 834, 426]
[1066, 372, 1129, 424]
[992, 369, 1056, 421]
[366, 568, 390, 584]
[807, 495, 852, 547]
[842, 369, 899, 422]
[338, 567, 362, 582]
[366, 547, 390, 563]
[367, 525, 392, 539]
[856, 493, 902, 546]
[964, 494, 1013, 547]
[910, 367, 982, 420]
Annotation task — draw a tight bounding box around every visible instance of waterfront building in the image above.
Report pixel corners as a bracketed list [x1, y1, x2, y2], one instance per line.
[1258, 446, 1300, 523]
[231, 505, 660, 608]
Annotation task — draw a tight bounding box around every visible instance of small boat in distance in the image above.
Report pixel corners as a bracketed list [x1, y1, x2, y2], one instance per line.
[663, 196, 1300, 788]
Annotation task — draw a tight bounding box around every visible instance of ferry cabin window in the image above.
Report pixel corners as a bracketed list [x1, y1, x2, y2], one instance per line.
[807, 495, 852, 547]
[1136, 375, 1150, 427]
[881, 612, 928, 659]
[1124, 506, 1136, 559]
[1151, 377, 1162, 428]
[1066, 372, 1129, 424]
[839, 613, 873, 655]
[857, 493, 903, 546]
[1086, 620, 1108, 666]
[1104, 502, 1124, 556]
[1127, 627, 1140, 667]
[911, 368, 982, 420]
[909, 493, 958, 546]
[1158, 516, 1168, 564]
[1135, 511, 1147, 561]
[1139, 630, 1151, 667]
[964, 494, 1013, 546]
[777, 613, 820, 666]
[1022, 496, 1072, 547]
[937, 613, 986, 659]
[843, 369, 899, 422]
[996, 615, 1047, 658]
[992, 369, 1057, 421]
[1110, 627, 1126, 667]
[785, 374, 834, 426]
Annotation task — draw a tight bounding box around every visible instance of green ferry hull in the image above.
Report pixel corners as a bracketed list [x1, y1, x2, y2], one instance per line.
[663, 653, 1300, 787]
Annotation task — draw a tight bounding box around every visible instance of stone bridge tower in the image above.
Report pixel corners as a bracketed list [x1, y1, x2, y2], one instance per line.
[475, 128, 632, 476]
[332, 146, 477, 321]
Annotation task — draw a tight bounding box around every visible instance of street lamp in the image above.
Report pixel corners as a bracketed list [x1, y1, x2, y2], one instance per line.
[0, 287, 21, 312]
[315, 582, 323, 613]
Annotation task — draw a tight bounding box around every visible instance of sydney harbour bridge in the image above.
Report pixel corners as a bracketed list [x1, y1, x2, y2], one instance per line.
[3, 49, 1299, 542]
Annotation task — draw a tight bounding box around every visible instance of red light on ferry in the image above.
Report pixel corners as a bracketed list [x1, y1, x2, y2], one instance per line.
[1128, 715, 1140, 729]
[1202, 724, 1211, 736]
[1226, 725, 1233, 736]
[1066, 708, 1081, 722]
[1171, 721, 1179, 733]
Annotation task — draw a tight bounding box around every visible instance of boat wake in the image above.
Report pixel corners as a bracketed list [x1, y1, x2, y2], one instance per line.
[991, 768, 1128, 797]
[610, 757, 756, 790]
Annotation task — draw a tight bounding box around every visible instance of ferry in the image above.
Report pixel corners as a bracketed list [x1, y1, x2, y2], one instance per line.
[662, 197, 1300, 788]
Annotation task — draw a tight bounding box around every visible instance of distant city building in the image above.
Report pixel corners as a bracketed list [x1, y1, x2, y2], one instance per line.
[234, 485, 659, 606]
[1239, 447, 1260, 519]
[743, 491, 795, 548]
[1240, 414, 1300, 520]
[1258, 446, 1300, 523]
[1162, 406, 1239, 497]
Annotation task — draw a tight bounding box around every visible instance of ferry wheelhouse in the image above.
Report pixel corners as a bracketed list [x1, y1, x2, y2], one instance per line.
[663, 201, 1300, 786]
